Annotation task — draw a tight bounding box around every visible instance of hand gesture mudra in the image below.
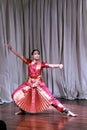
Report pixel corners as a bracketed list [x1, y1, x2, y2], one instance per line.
[59, 64, 63, 69]
[7, 44, 12, 50]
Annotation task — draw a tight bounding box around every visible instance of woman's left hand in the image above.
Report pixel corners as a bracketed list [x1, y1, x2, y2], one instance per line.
[59, 64, 63, 69]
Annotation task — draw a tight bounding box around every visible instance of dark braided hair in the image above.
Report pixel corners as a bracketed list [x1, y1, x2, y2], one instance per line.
[31, 49, 40, 55]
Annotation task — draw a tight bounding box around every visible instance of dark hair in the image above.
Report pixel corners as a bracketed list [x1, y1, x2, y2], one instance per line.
[0, 120, 7, 130]
[31, 49, 40, 55]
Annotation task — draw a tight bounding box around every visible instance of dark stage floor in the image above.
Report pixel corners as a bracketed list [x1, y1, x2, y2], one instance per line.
[0, 99, 87, 130]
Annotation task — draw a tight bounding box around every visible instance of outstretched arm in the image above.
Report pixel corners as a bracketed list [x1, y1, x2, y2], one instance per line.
[7, 44, 27, 63]
[45, 63, 63, 69]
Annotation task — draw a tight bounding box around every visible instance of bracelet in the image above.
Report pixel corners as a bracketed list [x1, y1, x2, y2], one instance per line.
[10, 47, 12, 50]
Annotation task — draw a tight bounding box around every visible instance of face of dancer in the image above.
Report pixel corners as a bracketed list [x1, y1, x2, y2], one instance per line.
[32, 50, 40, 61]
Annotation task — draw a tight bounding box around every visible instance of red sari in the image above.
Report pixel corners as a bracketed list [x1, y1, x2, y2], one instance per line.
[12, 59, 64, 113]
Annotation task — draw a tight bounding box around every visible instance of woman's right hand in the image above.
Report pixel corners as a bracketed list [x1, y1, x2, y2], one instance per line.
[7, 43, 12, 50]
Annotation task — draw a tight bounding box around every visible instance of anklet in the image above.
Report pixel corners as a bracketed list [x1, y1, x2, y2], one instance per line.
[63, 108, 69, 114]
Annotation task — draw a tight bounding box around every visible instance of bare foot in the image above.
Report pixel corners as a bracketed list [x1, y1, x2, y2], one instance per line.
[67, 111, 77, 117]
[15, 111, 24, 115]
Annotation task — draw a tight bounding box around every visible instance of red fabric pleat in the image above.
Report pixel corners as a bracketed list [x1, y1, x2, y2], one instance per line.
[12, 85, 52, 113]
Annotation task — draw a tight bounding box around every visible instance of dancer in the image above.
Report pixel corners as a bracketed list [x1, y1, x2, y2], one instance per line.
[7, 44, 77, 117]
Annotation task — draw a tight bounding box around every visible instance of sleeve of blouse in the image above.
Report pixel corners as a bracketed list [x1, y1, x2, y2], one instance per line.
[41, 62, 50, 68]
[25, 59, 31, 65]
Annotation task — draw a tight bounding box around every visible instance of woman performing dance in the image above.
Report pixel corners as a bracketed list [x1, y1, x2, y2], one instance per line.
[7, 44, 77, 117]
